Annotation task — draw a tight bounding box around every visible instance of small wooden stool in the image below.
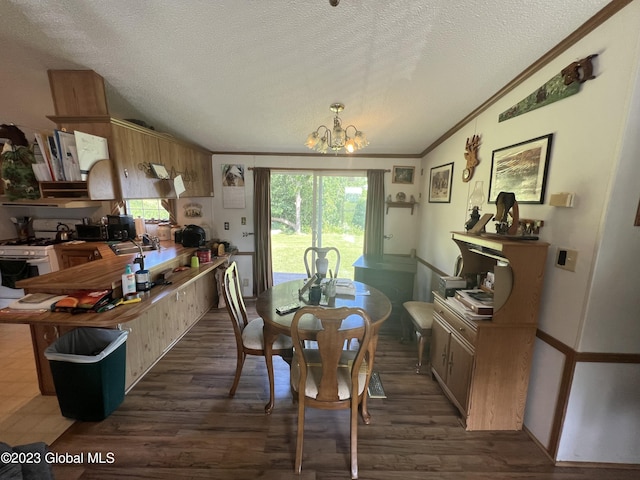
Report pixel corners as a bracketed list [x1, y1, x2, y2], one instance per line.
[403, 301, 434, 373]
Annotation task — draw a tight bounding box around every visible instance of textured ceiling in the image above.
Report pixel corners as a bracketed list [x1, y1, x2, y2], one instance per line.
[1, 0, 613, 157]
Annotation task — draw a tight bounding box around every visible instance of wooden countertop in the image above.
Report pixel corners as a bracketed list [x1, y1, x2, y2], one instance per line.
[18, 242, 196, 293]
[1, 243, 229, 328]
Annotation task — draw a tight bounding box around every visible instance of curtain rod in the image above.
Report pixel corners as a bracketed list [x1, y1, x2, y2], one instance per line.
[247, 167, 390, 172]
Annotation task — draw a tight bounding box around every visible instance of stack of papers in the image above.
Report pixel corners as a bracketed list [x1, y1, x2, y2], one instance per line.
[334, 279, 356, 296]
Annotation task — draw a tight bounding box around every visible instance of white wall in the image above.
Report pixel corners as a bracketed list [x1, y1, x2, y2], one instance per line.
[417, 2, 640, 464]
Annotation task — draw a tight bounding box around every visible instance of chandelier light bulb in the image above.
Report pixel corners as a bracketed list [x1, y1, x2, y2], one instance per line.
[305, 131, 320, 149]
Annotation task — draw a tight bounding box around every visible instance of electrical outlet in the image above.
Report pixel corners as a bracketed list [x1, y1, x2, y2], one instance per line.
[242, 278, 249, 287]
[555, 248, 578, 272]
[224, 222, 229, 230]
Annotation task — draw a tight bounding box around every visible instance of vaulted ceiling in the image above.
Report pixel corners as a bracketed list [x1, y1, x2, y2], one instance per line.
[1, 1, 617, 157]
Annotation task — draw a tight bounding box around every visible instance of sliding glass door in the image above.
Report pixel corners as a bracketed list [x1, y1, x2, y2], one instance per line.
[270, 171, 366, 284]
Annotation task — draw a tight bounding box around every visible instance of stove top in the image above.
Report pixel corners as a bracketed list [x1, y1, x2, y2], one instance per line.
[0, 238, 57, 247]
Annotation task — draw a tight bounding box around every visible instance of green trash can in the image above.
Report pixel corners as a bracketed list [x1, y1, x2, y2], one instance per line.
[44, 327, 128, 421]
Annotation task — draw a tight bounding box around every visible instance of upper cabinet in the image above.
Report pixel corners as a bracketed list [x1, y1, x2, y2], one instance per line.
[47, 70, 213, 200]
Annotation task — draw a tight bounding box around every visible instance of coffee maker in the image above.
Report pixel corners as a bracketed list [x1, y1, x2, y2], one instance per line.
[106, 215, 136, 241]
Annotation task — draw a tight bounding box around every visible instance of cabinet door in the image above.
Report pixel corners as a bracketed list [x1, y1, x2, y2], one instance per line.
[123, 310, 160, 389]
[158, 138, 213, 197]
[61, 247, 102, 269]
[112, 123, 164, 199]
[430, 317, 450, 382]
[446, 334, 474, 413]
[30, 324, 75, 395]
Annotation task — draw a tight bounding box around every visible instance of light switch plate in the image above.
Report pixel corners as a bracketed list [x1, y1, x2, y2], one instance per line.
[555, 248, 578, 271]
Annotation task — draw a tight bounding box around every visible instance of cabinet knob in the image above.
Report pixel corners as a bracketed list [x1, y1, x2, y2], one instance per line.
[458, 327, 465, 332]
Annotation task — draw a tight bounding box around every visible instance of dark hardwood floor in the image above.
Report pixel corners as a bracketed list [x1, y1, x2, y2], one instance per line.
[51, 302, 637, 479]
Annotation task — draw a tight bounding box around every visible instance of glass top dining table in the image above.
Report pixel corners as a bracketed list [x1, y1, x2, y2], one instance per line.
[256, 279, 392, 418]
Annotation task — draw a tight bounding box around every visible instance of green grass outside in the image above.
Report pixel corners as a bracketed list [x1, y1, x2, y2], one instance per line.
[271, 231, 364, 279]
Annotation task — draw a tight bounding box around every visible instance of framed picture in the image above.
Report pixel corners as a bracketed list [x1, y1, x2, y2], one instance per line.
[429, 162, 454, 203]
[392, 165, 415, 184]
[488, 134, 553, 204]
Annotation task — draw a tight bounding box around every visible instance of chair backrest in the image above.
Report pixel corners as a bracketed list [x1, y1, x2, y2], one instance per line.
[303, 246, 341, 279]
[222, 262, 249, 340]
[291, 306, 372, 403]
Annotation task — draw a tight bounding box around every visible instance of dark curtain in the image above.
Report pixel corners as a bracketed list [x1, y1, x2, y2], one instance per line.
[364, 169, 385, 256]
[253, 167, 273, 294]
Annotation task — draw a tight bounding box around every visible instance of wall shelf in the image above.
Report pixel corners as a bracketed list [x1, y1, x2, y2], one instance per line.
[386, 201, 418, 215]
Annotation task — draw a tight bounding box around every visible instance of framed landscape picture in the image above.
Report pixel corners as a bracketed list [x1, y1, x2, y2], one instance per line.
[392, 165, 415, 184]
[429, 162, 454, 203]
[488, 134, 553, 204]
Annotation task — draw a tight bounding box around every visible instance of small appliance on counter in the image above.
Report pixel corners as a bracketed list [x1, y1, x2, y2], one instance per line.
[75, 223, 108, 241]
[106, 215, 136, 241]
[181, 224, 206, 247]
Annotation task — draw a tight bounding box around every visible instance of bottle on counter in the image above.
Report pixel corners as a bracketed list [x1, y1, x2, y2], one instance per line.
[122, 265, 136, 297]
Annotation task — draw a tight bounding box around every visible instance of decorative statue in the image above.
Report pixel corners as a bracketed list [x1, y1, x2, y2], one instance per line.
[462, 134, 481, 182]
[494, 192, 519, 235]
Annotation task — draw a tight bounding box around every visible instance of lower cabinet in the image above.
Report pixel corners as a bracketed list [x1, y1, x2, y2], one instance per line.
[430, 294, 537, 430]
[30, 324, 76, 395]
[56, 243, 114, 269]
[123, 271, 215, 389]
[430, 315, 474, 414]
[29, 269, 216, 395]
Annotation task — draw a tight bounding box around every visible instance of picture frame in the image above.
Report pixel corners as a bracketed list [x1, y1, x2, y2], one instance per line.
[392, 165, 415, 184]
[488, 133, 553, 204]
[429, 162, 454, 203]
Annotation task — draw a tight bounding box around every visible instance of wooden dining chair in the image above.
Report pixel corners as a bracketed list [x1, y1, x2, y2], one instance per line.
[290, 306, 373, 479]
[222, 261, 293, 396]
[303, 246, 341, 278]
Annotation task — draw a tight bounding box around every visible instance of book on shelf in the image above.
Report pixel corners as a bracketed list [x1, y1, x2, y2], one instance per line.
[34, 131, 56, 181]
[46, 133, 65, 181]
[54, 129, 82, 181]
[455, 289, 494, 315]
[31, 140, 53, 181]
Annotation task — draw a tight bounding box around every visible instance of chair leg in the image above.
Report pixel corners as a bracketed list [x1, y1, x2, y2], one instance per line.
[229, 352, 245, 396]
[350, 399, 359, 479]
[295, 397, 305, 474]
[416, 333, 425, 374]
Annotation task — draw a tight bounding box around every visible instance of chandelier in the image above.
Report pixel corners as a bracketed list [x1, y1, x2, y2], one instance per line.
[305, 103, 368, 154]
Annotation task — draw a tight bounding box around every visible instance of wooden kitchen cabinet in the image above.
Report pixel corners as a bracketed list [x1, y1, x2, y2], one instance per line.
[430, 232, 549, 431]
[47, 69, 213, 200]
[111, 121, 164, 199]
[30, 324, 75, 395]
[56, 243, 114, 269]
[123, 269, 215, 389]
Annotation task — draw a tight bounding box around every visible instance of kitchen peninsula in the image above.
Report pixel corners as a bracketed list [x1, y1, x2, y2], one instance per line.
[0, 243, 227, 395]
